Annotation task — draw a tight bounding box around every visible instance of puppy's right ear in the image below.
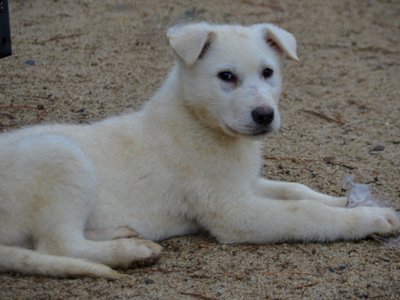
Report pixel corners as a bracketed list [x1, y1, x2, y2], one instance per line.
[167, 23, 213, 67]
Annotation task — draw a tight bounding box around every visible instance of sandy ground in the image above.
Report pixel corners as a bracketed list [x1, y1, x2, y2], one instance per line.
[1, 0, 400, 299]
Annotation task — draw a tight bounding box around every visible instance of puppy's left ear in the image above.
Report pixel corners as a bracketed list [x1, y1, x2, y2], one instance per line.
[256, 24, 299, 61]
[167, 23, 214, 67]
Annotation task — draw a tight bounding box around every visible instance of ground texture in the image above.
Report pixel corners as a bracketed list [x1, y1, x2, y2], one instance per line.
[0, 0, 400, 299]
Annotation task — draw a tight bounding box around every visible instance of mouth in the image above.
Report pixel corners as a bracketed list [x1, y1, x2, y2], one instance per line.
[224, 125, 273, 137]
[249, 128, 273, 136]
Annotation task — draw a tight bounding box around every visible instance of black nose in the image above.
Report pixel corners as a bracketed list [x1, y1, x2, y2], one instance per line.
[251, 106, 274, 126]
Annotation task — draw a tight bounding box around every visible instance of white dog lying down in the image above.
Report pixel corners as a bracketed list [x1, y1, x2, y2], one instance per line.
[0, 23, 399, 279]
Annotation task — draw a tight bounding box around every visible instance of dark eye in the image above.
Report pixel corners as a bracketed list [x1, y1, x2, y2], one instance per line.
[217, 71, 237, 83]
[262, 68, 274, 79]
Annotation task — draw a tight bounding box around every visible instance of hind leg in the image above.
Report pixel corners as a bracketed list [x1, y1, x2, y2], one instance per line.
[37, 235, 162, 269]
[19, 135, 161, 269]
[82, 227, 161, 267]
[85, 227, 143, 241]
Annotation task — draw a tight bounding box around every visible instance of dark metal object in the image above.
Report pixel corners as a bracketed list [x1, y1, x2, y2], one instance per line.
[0, 0, 11, 59]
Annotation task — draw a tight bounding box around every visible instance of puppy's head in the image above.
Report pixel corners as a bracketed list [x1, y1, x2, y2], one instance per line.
[167, 23, 298, 138]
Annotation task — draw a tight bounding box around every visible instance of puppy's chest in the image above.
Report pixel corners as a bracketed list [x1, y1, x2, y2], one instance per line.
[173, 145, 260, 185]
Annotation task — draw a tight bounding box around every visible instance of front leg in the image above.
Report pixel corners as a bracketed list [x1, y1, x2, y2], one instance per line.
[256, 178, 348, 207]
[201, 193, 399, 244]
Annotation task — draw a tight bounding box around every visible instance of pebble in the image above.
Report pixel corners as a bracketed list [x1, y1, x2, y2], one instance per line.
[369, 145, 384, 155]
[328, 264, 348, 274]
[184, 7, 207, 19]
[144, 278, 155, 285]
[25, 59, 35, 66]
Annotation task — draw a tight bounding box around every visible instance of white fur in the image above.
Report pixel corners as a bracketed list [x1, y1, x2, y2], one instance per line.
[0, 23, 399, 279]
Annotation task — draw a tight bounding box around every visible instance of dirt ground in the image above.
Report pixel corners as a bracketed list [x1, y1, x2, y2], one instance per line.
[1, 0, 400, 299]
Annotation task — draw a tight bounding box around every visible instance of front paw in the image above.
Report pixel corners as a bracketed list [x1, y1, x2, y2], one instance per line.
[355, 207, 400, 237]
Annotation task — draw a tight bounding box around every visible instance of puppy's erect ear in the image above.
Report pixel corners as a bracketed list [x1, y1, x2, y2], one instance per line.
[255, 24, 299, 61]
[167, 23, 213, 67]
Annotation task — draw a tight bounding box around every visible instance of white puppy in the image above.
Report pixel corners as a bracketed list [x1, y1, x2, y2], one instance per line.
[0, 23, 399, 279]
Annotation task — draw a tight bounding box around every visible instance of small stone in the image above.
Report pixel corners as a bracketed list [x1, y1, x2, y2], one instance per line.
[25, 59, 35, 66]
[144, 278, 155, 285]
[184, 7, 207, 19]
[328, 264, 348, 273]
[369, 145, 384, 155]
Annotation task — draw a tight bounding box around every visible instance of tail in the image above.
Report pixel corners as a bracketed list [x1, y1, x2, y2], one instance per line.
[0, 245, 124, 279]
